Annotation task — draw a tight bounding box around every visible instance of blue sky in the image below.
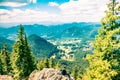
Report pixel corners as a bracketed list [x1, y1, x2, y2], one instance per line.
[0, 0, 110, 26]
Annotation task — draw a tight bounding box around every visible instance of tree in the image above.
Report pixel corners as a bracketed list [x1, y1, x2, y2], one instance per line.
[76, 70, 83, 80]
[10, 25, 36, 79]
[49, 58, 54, 68]
[83, 0, 120, 80]
[23, 33, 36, 76]
[55, 61, 61, 69]
[43, 58, 49, 68]
[71, 66, 78, 80]
[37, 60, 44, 70]
[37, 58, 55, 70]
[0, 55, 4, 74]
[0, 43, 11, 75]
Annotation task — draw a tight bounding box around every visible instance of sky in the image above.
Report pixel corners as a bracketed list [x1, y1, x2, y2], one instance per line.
[0, 0, 110, 27]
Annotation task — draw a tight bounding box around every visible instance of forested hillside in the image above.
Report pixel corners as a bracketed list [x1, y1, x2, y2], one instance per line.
[28, 34, 59, 58]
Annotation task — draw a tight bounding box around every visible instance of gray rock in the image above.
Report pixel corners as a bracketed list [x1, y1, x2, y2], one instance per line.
[28, 68, 74, 80]
[0, 75, 13, 80]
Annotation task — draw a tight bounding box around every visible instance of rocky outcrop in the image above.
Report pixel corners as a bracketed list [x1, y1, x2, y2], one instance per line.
[28, 68, 74, 80]
[0, 75, 13, 80]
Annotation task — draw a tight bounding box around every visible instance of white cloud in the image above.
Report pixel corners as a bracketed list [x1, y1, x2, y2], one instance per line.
[0, 9, 61, 24]
[0, 0, 36, 7]
[29, 0, 37, 4]
[0, 2, 27, 7]
[0, 0, 110, 25]
[48, 2, 59, 7]
[32, 0, 37, 4]
[59, 0, 109, 22]
[0, 0, 28, 3]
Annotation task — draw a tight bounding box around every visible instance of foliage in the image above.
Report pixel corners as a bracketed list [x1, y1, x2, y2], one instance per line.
[37, 58, 55, 70]
[82, 0, 120, 80]
[56, 59, 88, 75]
[10, 25, 36, 79]
[0, 43, 11, 75]
[37, 60, 44, 70]
[71, 66, 78, 80]
[49, 58, 55, 68]
[43, 58, 49, 68]
[0, 55, 4, 74]
[76, 70, 84, 80]
[55, 61, 61, 69]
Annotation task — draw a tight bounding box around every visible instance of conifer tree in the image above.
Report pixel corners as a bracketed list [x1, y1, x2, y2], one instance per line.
[43, 58, 49, 68]
[49, 58, 54, 68]
[23, 33, 36, 76]
[37, 58, 54, 70]
[37, 60, 44, 70]
[83, 0, 120, 80]
[0, 55, 4, 74]
[11, 24, 36, 79]
[55, 61, 61, 69]
[0, 43, 11, 75]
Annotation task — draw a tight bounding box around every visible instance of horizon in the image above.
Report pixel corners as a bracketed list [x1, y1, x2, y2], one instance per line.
[0, 21, 100, 28]
[0, 0, 109, 27]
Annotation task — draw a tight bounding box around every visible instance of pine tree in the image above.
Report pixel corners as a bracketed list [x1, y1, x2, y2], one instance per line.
[83, 0, 120, 80]
[49, 58, 54, 68]
[0, 43, 11, 75]
[37, 60, 44, 70]
[23, 33, 36, 76]
[11, 24, 36, 79]
[37, 58, 54, 70]
[43, 58, 49, 68]
[0, 55, 4, 74]
[55, 61, 61, 69]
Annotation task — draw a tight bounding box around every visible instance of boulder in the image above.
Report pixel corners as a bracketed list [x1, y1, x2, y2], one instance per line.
[28, 68, 74, 80]
[0, 75, 13, 80]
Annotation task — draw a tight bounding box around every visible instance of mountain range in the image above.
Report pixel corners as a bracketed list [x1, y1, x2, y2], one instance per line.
[0, 22, 100, 59]
[0, 22, 100, 40]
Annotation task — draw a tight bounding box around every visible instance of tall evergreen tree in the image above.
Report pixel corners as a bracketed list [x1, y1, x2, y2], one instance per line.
[43, 58, 49, 68]
[55, 61, 61, 69]
[37, 60, 44, 70]
[0, 43, 11, 75]
[11, 24, 36, 79]
[83, 0, 120, 80]
[49, 58, 54, 68]
[0, 55, 4, 74]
